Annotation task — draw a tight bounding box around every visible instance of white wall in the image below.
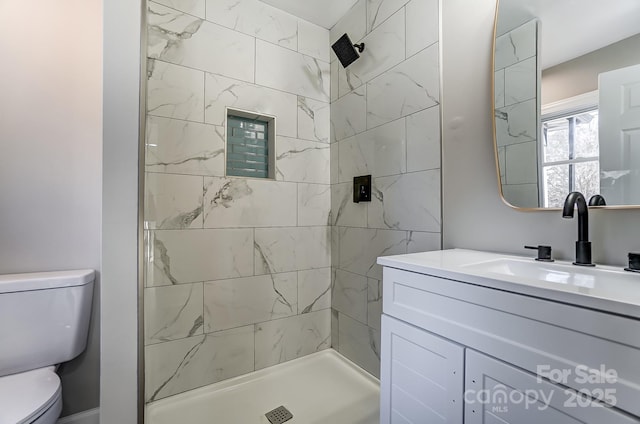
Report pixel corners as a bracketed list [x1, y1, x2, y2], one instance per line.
[101, 0, 142, 422]
[0, 0, 102, 416]
[442, 0, 640, 266]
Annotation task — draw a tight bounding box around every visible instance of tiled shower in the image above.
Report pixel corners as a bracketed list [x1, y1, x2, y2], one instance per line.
[143, 0, 441, 405]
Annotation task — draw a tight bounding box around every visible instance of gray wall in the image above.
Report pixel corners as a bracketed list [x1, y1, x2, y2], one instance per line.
[0, 0, 102, 416]
[442, 0, 640, 266]
[101, 0, 142, 422]
[542, 33, 640, 105]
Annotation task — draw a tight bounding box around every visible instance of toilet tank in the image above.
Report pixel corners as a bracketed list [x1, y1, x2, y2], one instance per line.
[0, 270, 95, 376]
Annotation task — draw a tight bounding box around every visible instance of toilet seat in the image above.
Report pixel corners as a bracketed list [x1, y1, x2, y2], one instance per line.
[0, 366, 61, 424]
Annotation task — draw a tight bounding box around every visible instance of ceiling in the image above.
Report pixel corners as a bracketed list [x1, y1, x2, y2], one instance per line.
[497, 0, 640, 69]
[258, 0, 358, 29]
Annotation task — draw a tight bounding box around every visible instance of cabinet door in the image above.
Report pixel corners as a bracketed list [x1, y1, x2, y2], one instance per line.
[381, 315, 464, 424]
[464, 350, 638, 424]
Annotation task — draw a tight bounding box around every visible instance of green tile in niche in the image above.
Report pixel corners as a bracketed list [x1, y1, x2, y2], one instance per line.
[227, 114, 270, 178]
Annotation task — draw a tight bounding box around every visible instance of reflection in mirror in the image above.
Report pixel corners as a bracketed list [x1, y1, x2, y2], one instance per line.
[493, 0, 640, 208]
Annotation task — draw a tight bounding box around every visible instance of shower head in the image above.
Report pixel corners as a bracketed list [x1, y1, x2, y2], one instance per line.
[331, 33, 365, 68]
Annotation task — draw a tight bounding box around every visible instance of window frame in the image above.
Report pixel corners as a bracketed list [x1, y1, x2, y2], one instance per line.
[539, 91, 599, 207]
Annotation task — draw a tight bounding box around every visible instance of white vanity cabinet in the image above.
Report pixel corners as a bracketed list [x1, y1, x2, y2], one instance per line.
[378, 250, 640, 424]
[464, 350, 635, 424]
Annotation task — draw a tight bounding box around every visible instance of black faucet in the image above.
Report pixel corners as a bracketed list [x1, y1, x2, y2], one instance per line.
[562, 192, 595, 266]
[588, 194, 607, 206]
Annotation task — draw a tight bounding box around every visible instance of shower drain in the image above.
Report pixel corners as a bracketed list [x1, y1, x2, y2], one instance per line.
[265, 405, 293, 424]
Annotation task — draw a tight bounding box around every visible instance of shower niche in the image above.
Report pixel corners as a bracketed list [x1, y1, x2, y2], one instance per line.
[225, 109, 276, 180]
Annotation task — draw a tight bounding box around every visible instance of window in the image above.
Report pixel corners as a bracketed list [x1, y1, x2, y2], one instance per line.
[541, 108, 599, 207]
[226, 109, 275, 179]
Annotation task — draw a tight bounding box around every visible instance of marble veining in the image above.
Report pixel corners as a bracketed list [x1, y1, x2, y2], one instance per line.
[338, 118, 407, 183]
[298, 19, 330, 62]
[203, 178, 297, 228]
[204, 273, 297, 332]
[298, 184, 331, 226]
[153, 0, 205, 18]
[148, 2, 255, 82]
[276, 137, 330, 184]
[205, 0, 298, 50]
[145, 172, 204, 230]
[297, 96, 330, 143]
[330, 86, 366, 142]
[254, 227, 331, 275]
[495, 99, 537, 146]
[145, 283, 204, 344]
[331, 182, 368, 228]
[368, 170, 441, 232]
[147, 59, 205, 122]
[254, 309, 331, 370]
[330, 61, 339, 103]
[146, 116, 225, 176]
[148, 3, 204, 58]
[367, 0, 411, 32]
[332, 269, 368, 324]
[152, 236, 179, 285]
[145, 326, 254, 401]
[406, 230, 442, 254]
[495, 19, 537, 71]
[150, 229, 254, 286]
[256, 40, 330, 102]
[338, 9, 405, 90]
[366, 43, 440, 129]
[205, 72, 298, 136]
[339, 227, 408, 280]
[367, 279, 382, 330]
[405, 0, 438, 57]
[298, 268, 332, 313]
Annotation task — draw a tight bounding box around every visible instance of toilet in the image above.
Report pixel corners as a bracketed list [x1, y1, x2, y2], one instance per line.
[0, 270, 95, 424]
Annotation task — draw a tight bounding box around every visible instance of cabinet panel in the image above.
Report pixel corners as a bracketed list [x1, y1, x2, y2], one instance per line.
[465, 350, 638, 424]
[380, 315, 464, 424]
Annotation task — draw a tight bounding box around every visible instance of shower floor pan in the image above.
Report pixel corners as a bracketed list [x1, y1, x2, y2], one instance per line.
[146, 349, 380, 424]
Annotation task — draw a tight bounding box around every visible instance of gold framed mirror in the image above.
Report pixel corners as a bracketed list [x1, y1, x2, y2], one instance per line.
[492, 0, 640, 209]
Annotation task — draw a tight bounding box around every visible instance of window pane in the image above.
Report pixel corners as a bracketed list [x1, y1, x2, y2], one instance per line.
[574, 110, 599, 159]
[543, 164, 569, 208]
[543, 119, 569, 162]
[574, 161, 600, 201]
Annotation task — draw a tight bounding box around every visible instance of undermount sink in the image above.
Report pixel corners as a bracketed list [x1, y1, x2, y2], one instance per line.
[461, 257, 638, 289]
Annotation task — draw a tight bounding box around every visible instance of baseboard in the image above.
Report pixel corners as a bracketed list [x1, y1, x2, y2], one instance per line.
[57, 408, 100, 424]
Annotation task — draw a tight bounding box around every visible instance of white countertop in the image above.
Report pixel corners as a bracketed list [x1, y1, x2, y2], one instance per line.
[377, 249, 640, 319]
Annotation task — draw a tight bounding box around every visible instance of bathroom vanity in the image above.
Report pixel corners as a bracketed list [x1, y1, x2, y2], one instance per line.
[377, 249, 640, 423]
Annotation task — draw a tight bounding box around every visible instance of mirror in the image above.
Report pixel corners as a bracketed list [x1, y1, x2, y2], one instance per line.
[493, 0, 640, 209]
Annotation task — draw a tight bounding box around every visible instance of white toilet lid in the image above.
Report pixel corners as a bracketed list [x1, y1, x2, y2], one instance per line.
[0, 366, 61, 424]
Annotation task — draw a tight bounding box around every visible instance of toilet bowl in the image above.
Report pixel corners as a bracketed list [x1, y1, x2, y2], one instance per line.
[0, 367, 61, 424]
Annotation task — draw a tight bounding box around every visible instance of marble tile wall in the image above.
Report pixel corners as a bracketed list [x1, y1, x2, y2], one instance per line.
[494, 19, 540, 208]
[329, 0, 442, 378]
[144, 0, 331, 402]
